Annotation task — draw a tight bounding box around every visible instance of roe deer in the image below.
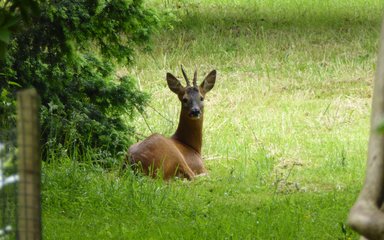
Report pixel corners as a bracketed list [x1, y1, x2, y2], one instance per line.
[126, 66, 217, 180]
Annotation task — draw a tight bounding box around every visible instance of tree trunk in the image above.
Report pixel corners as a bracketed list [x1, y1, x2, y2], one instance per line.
[348, 19, 384, 240]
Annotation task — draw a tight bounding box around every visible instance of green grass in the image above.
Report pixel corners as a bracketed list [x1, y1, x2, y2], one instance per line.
[43, 0, 384, 239]
[43, 161, 359, 239]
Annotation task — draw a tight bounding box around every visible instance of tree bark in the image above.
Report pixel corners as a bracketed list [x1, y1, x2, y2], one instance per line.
[348, 19, 384, 240]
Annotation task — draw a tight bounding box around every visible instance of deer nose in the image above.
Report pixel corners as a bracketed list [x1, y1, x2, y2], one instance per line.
[190, 108, 201, 117]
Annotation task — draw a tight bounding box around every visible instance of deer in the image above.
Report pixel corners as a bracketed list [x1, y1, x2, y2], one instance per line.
[126, 66, 217, 180]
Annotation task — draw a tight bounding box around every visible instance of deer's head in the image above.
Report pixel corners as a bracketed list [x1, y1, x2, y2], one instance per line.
[166, 66, 216, 120]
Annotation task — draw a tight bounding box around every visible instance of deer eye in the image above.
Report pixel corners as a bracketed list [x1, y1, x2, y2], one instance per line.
[200, 97, 204, 101]
[182, 98, 188, 103]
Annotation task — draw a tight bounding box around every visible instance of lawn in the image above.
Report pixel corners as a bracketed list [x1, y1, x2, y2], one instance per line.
[43, 0, 384, 239]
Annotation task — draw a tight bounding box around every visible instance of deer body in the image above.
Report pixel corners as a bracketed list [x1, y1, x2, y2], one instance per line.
[127, 67, 216, 180]
[128, 134, 201, 179]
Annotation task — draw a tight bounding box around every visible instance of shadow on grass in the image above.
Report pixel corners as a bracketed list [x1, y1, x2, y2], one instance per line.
[169, 2, 382, 36]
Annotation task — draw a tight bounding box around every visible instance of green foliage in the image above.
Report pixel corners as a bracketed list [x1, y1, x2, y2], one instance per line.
[0, 0, 39, 58]
[0, 0, 158, 164]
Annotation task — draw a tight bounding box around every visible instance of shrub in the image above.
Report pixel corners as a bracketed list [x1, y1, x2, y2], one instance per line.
[0, 0, 157, 165]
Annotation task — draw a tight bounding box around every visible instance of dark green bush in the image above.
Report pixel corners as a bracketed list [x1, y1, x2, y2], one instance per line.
[0, 0, 39, 59]
[0, 0, 158, 165]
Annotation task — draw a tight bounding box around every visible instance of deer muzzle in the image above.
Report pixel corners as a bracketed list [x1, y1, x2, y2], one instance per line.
[190, 108, 201, 118]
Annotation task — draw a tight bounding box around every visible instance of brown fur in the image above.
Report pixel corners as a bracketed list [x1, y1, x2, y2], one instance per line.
[126, 68, 216, 180]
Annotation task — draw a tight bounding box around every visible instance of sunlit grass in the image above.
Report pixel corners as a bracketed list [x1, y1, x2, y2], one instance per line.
[43, 0, 384, 239]
[133, 0, 376, 190]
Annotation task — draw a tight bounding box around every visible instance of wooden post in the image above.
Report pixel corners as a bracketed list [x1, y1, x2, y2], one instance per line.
[17, 89, 41, 240]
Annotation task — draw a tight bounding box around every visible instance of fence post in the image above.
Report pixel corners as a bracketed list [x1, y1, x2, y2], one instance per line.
[17, 88, 41, 240]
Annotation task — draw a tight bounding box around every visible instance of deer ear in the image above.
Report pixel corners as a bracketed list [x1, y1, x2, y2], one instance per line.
[200, 70, 216, 94]
[166, 73, 183, 94]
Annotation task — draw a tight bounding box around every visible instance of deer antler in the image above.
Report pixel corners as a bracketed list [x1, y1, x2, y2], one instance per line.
[193, 69, 197, 87]
[181, 65, 190, 86]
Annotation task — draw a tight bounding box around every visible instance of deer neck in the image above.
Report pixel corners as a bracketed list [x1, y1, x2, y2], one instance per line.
[172, 108, 203, 154]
